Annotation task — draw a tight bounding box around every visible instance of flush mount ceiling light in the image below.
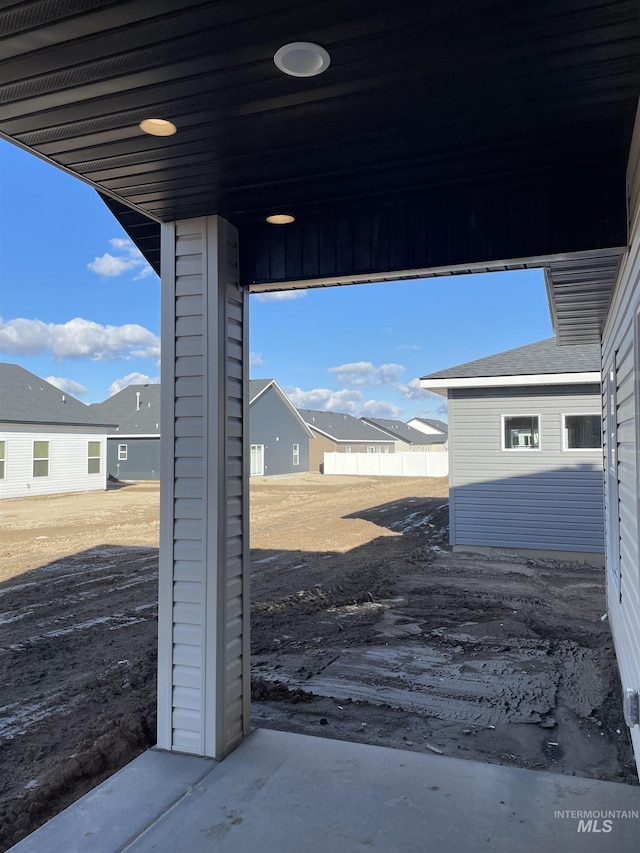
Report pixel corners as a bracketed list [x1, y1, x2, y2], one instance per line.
[274, 42, 330, 78]
[266, 213, 295, 225]
[139, 118, 177, 136]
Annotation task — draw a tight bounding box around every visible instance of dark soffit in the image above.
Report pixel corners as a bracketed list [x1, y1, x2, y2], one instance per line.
[0, 0, 639, 301]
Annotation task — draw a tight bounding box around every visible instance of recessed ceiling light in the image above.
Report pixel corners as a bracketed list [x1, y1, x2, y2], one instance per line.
[266, 214, 295, 225]
[274, 42, 330, 78]
[139, 118, 177, 136]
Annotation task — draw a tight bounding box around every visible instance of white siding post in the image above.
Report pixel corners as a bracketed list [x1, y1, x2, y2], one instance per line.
[158, 215, 250, 759]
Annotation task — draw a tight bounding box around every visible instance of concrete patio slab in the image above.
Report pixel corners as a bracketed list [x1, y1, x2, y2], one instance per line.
[9, 729, 640, 852]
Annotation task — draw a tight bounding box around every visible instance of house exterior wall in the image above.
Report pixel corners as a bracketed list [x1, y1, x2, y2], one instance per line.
[249, 389, 309, 475]
[107, 437, 160, 480]
[601, 105, 640, 762]
[158, 215, 249, 760]
[308, 432, 335, 472]
[0, 424, 107, 498]
[448, 384, 604, 555]
[308, 432, 394, 472]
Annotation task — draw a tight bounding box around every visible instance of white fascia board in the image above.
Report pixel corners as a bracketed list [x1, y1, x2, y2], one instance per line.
[308, 424, 393, 443]
[248, 380, 274, 405]
[421, 372, 600, 392]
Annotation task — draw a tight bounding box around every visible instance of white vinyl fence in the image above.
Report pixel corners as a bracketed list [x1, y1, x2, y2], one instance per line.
[324, 451, 448, 478]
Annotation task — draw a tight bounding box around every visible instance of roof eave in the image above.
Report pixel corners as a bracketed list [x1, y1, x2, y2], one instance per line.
[421, 371, 601, 393]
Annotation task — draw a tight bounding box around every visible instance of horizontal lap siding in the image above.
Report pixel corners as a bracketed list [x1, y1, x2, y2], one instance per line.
[449, 385, 603, 552]
[601, 109, 640, 762]
[106, 437, 160, 480]
[249, 386, 310, 475]
[171, 220, 205, 754]
[0, 425, 106, 498]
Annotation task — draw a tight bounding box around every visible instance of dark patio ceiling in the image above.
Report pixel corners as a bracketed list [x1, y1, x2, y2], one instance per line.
[1, 0, 639, 333]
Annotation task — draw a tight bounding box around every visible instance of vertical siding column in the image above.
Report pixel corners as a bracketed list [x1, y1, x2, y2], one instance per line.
[158, 216, 250, 759]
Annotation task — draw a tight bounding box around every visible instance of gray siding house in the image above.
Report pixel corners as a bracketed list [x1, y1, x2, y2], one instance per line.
[298, 409, 395, 472]
[407, 417, 448, 435]
[406, 417, 449, 450]
[422, 338, 603, 561]
[360, 417, 445, 452]
[249, 380, 312, 476]
[90, 384, 161, 480]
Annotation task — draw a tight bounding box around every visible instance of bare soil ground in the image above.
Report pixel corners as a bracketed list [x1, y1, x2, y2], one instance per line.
[0, 476, 636, 850]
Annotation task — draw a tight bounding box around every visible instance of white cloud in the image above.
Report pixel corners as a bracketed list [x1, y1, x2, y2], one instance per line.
[250, 352, 264, 367]
[45, 376, 89, 397]
[109, 372, 160, 396]
[285, 386, 402, 419]
[397, 378, 442, 401]
[253, 290, 306, 303]
[0, 316, 160, 361]
[285, 386, 364, 415]
[87, 238, 154, 280]
[359, 399, 402, 419]
[133, 266, 153, 281]
[397, 344, 420, 351]
[329, 361, 405, 387]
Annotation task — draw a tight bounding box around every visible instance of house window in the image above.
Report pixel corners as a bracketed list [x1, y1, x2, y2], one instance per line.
[88, 441, 101, 474]
[367, 446, 375, 453]
[293, 443, 300, 466]
[118, 444, 128, 461]
[563, 415, 601, 450]
[0, 440, 5, 479]
[250, 444, 265, 476]
[33, 441, 49, 477]
[503, 416, 539, 450]
[345, 446, 351, 453]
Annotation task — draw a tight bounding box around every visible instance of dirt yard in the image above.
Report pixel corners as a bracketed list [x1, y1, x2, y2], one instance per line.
[0, 475, 636, 850]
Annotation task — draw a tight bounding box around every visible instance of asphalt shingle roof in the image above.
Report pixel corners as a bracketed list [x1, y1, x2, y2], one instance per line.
[90, 384, 161, 435]
[411, 417, 448, 434]
[421, 338, 601, 381]
[0, 363, 113, 426]
[249, 379, 273, 402]
[360, 417, 444, 445]
[298, 409, 394, 443]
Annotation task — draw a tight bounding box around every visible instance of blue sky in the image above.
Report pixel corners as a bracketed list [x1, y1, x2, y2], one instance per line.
[0, 139, 554, 420]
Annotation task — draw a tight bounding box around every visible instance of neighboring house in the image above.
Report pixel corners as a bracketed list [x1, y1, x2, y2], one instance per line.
[361, 417, 447, 452]
[298, 409, 395, 472]
[421, 338, 603, 561]
[406, 417, 449, 446]
[90, 384, 161, 480]
[0, 363, 112, 499]
[249, 380, 312, 476]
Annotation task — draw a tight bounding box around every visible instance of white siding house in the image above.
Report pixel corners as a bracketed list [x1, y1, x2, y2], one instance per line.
[422, 339, 603, 561]
[0, 364, 112, 499]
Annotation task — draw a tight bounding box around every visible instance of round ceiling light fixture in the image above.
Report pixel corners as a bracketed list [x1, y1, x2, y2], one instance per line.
[274, 42, 330, 78]
[266, 213, 295, 225]
[139, 118, 177, 136]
